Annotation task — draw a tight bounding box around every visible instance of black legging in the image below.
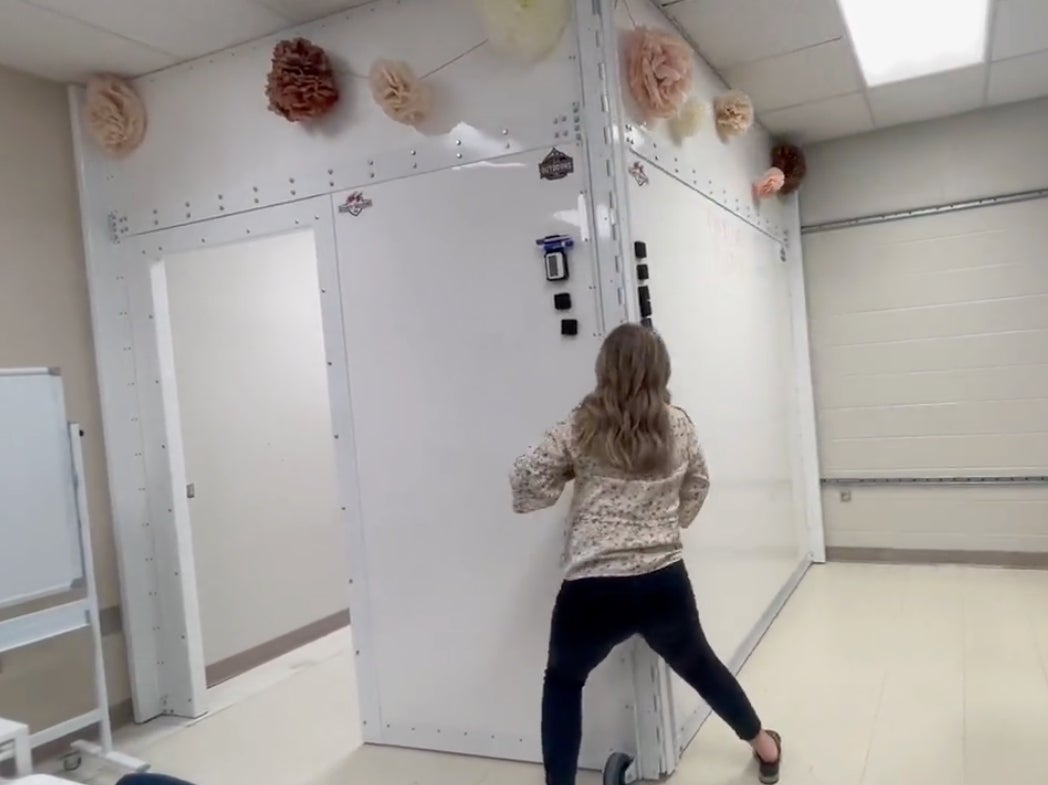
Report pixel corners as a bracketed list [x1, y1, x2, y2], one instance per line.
[542, 560, 762, 785]
[117, 776, 195, 785]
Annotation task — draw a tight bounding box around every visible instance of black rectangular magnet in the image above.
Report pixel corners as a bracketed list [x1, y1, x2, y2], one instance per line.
[561, 318, 579, 336]
[636, 263, 649, 281]
[553, 292, 572, 311]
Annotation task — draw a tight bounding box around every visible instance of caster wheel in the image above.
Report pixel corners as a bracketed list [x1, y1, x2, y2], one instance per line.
[62, 753, 83, 772]
[603, 752, 633, 785]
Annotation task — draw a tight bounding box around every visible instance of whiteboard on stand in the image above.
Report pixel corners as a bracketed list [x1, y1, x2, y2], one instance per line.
[0, 369, 84, 610]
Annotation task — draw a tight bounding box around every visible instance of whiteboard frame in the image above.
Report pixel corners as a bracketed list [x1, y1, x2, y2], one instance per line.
[0, 367, 84, 610]
[0, 420, 147, 775]
[114, 197, 377, 731]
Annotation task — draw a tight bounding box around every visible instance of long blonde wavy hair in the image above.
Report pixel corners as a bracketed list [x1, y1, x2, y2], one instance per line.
[575, 323, 673, 474]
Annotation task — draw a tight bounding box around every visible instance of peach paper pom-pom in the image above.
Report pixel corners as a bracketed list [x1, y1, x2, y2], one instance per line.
[83, 75, 146, 157]
[753, 167, 785, 200]
[369, 59, 432, 127]
[714, 90, 754, 139]
[625, 27, 693, 120]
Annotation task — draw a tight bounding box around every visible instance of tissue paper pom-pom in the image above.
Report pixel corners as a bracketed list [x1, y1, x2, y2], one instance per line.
[266, 38, 340, 122]
[669, 97, 704, 141]
[772, 144, 807, 195]
[753, 167, 785, 200]
[83, 75, 146, 157]
[369, 59, 432, 127]
[625, 27, 693, 120]
[477, 0, 570, 62]
[714, 90, 754, 138]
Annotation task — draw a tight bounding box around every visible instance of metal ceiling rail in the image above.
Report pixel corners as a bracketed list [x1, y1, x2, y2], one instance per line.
[801, 186, 1048, 234]
[821, 476, 1048, 487]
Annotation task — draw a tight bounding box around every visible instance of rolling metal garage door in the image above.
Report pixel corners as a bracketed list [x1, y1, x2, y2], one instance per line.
[802, 195, 1048, 559]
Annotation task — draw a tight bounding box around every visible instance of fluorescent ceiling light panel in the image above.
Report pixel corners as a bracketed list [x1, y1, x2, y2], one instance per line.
[838, 0, 990, 86]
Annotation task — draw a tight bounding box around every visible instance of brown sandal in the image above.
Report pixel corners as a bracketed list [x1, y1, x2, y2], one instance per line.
[755, 729, 782, 784]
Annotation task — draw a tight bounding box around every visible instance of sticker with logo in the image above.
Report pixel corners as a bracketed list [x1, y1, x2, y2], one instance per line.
[539, 148, 574, 181]
[338, 192, 373, 216]
[628, 161, 649, 187]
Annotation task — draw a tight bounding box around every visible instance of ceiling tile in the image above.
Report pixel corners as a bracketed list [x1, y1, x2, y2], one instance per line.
[990, 0, 1048, 61]
[662, 0, 845, 69]
[988, 50, 1048, 106]
[27, 0, 292, 60]
[253, 0, 375, 24]
[721, 39, 862, 114]
[0, 0, 176, 82]
[760, 92, 873, 143]
[868, 65, 987, 128]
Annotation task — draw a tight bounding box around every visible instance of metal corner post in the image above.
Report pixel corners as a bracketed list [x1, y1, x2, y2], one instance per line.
[573, 0, 677, 778]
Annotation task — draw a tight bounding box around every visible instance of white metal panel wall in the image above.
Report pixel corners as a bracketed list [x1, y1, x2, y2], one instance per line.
[71, 0, 595, 720]
[806, 199, 1048, 551]
[628, 164, 805, 747]
[331, 149, 636, 766]
[615, 0, 818, 756]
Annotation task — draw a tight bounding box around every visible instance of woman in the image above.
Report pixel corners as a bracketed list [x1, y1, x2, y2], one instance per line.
[510, 324, 781, 785]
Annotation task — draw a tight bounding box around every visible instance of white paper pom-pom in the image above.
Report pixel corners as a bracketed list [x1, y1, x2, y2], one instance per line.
[669, 98, 704, 141]
[476, 0, 571, 62]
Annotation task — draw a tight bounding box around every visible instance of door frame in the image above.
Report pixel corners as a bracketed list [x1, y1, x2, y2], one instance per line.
[117, 197, 379, 732]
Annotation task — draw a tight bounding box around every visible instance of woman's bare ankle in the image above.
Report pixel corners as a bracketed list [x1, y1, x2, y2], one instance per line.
[751, 729, 779, 763]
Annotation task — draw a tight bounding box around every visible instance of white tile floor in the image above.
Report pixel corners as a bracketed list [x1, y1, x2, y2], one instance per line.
[51, 563, 1048, 785]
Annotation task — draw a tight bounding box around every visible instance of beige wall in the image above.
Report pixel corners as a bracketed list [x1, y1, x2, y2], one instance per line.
[0, 66, 130, 730]
[800, 98, 1048, 555]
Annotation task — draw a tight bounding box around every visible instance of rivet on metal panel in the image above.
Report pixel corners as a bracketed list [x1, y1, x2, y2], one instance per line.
[184, 202, 190, 207]
[291, 190, 297, 195]
[501, 129, 508, 135]
[289, 177, 295, 184]
[253, 186, 259, 192]
[457, 153, 462, 159]
[328, 169, 334, 175]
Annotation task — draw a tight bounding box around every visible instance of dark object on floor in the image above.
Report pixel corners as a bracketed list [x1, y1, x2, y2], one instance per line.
[118, 775, 197, 785]
[602, 751, 633, 785]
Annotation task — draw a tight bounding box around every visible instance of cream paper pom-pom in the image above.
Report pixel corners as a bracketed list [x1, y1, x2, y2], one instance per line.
[477, 0, 571, 62]
[369, 59, 432, 127]
[714, 90, 754, 139]
[669, 97, 704, 141]
[83, 75, 146, 157]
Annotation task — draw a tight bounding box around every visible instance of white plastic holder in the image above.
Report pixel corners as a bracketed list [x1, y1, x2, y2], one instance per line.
[0, 424, 149, 778]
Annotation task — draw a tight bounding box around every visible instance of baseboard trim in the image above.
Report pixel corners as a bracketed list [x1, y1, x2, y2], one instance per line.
[205, 609, 351, 688]
[827, 547, 1048, 570]
[674, 556, 813, 758]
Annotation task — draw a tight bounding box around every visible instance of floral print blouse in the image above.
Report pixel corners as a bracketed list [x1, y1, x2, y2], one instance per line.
[510, 406, 710, 580]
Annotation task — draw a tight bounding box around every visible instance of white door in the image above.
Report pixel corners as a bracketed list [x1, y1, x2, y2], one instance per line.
[330, 146, 644, 766]
[163, 230, 351, 674]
